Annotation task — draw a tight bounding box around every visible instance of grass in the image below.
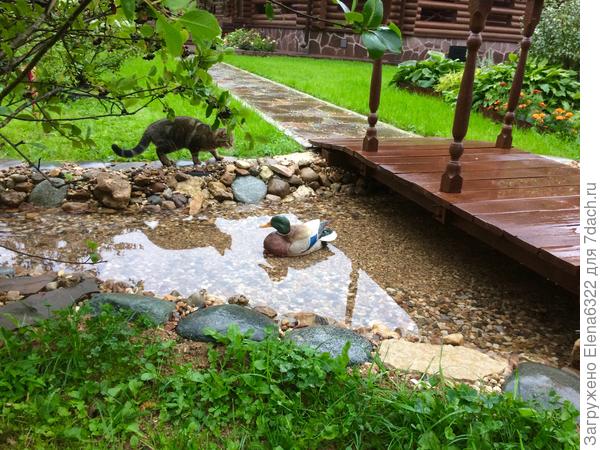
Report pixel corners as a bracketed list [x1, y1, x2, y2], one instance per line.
[0, 57, 301, 163]
[224, 54, 580, 160]
[0, 307, 580, 449]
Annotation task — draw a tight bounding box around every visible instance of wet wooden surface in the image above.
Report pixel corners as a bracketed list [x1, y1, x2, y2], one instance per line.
[311, 137, 580, 293]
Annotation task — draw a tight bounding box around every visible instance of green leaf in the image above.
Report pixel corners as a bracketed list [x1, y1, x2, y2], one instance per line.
[140, 24, 154, 38]
[363, 0, 384, 29]
[345, 12, 363, 24]
[166, 0, 194, 10]
[361, 32, 386, 59]
[85, 240, 98, 252]
[336, 0, 350, 13]
[119, 0, 135, 21]
[107, 386, 121, 397]
[372, 27, 402, 53]
[179, 9, 221, 41]
[157, 14, 183, 56]
[388, 21, 402, 39]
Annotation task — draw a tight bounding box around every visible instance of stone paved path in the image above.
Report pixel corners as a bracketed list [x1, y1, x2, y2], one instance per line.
[209, 63, 412, 147]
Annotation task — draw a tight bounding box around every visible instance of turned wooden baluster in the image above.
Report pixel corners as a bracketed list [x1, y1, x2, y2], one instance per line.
[363, 0, 392, 152]
[496, 0, 544, 149]
[440, 0, 493, 193]
[363, 60, 382, 152]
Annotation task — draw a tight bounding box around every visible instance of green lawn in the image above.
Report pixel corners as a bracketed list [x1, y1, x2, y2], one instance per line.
[225, 54, 580, 160]
[0, 57, 300, 163]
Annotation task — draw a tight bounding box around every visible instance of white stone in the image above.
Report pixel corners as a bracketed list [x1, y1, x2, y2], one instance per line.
[292, 185, 315, 200]
[379, 339, 507, 382]
[443, 333, 464, 346]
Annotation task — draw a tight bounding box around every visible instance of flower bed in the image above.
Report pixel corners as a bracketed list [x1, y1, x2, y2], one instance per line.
[391, 53, 580, 138]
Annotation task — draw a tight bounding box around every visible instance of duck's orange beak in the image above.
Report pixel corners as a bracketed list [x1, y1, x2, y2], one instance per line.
[259, 221, 271, 228]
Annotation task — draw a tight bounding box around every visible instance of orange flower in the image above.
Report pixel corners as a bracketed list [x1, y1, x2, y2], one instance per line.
[518, 104, 527, 109]
[499, 82, 508, 87]
[532, 89, 542, 94]
[532, 113, 541, 120]
[539, 102, 546, 107]
[565, 112, 574, 118]
[519, 92, 525, 97]
[554, 107, 565, 114]
[556, 115, 566, 120]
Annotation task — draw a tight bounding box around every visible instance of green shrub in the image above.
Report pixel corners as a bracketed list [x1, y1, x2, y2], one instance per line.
[224, 28, 276, 52]
[531, 0, 580, 70]
[0, 308, 580, 448]
[390, 51, 463, 89]
[472, 54, 580, 111]
[434, 69, 477, 104]
[470, 55, 579, 136]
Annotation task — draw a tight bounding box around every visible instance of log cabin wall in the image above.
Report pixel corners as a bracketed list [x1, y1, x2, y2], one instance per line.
[211, 0, 524, 62]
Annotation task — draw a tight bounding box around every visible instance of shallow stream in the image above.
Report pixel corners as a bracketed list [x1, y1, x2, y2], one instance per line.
[0, 194, 578, 365]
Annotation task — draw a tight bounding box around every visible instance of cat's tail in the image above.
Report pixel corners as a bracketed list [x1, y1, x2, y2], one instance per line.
[111, 132, 152, 158]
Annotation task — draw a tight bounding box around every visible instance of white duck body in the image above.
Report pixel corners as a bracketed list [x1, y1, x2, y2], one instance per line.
[263, 218, 337, 257]
[287, 219, 335, 256]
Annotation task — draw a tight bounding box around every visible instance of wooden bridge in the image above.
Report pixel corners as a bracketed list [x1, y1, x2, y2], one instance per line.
[310, 0, 580, 294]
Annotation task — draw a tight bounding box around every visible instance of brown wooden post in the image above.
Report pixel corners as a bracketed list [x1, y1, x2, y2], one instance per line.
[496, 0, 544, 149]
[363, 0, 392, 152]
[363, 59, 383, 152]
[440, 0, 493, 193]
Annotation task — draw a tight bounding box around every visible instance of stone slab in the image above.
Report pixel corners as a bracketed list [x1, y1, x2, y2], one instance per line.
[0, 272, 57, 295]
[0, 279, 99, 330]
[379, 339, 507, 381]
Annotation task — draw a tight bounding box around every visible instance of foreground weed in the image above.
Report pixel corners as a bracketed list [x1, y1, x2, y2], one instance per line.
[0, 309, 579, 449]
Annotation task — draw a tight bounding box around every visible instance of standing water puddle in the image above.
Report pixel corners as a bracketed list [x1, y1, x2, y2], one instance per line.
[0, 213, 417, 334]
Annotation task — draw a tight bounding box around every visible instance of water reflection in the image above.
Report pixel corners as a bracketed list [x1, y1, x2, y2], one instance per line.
[99, 215, 417, 333]
[0, 214, 417, 334]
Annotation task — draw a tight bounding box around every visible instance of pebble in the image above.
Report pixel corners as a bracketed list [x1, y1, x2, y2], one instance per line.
[6, 291, 22, 301]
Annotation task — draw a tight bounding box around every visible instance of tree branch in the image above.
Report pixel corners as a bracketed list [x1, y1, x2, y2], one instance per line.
[0, 243, 104, 266]
[269, 0, 354, 30]
[0, 133, 62, 188]
[0, 0, 94, 104]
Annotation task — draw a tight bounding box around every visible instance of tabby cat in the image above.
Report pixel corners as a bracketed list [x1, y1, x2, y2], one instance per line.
[111, 116, 233, 166]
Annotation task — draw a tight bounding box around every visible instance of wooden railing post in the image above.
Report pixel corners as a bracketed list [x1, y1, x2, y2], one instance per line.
[496, 0, 544, 149]
[363, 0, 392, 152]
[363, 59, 382, 152]
[440, 0, 493, 193]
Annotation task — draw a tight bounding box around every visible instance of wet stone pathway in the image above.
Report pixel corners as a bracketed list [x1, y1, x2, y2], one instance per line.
[209, 63, 413, 146]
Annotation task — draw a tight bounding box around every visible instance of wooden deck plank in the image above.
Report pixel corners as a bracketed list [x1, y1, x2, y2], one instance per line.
[380, 159, 561, 174]
[313, 137, 580, 293]
[397, 166, 577, 182]
[435, 185, 579, 202]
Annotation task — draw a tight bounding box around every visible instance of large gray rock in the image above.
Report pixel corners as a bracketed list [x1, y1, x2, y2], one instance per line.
[176, 304, 275, 342]
[286, 326, 373, 365]
[28, 178, 67, 207]
[231, 176, 267, 204]
[93, 173, 131, 209]
[88, 292, 175, 325]
[503, 362, 580, 413]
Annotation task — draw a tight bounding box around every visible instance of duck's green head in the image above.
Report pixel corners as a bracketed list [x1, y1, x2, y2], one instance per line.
[260, 215, 290, 234]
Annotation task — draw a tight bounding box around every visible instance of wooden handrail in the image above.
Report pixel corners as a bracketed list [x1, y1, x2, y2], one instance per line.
[496, 0, 544, 149]
[362, 0, 392, 152]
[440, 0, 493, 193]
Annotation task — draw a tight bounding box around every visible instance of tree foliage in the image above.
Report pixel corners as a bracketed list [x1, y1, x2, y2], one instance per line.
[0, 0, 239, 158]
[0, 0, 401, 162]
[530, 0, 580, 70]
